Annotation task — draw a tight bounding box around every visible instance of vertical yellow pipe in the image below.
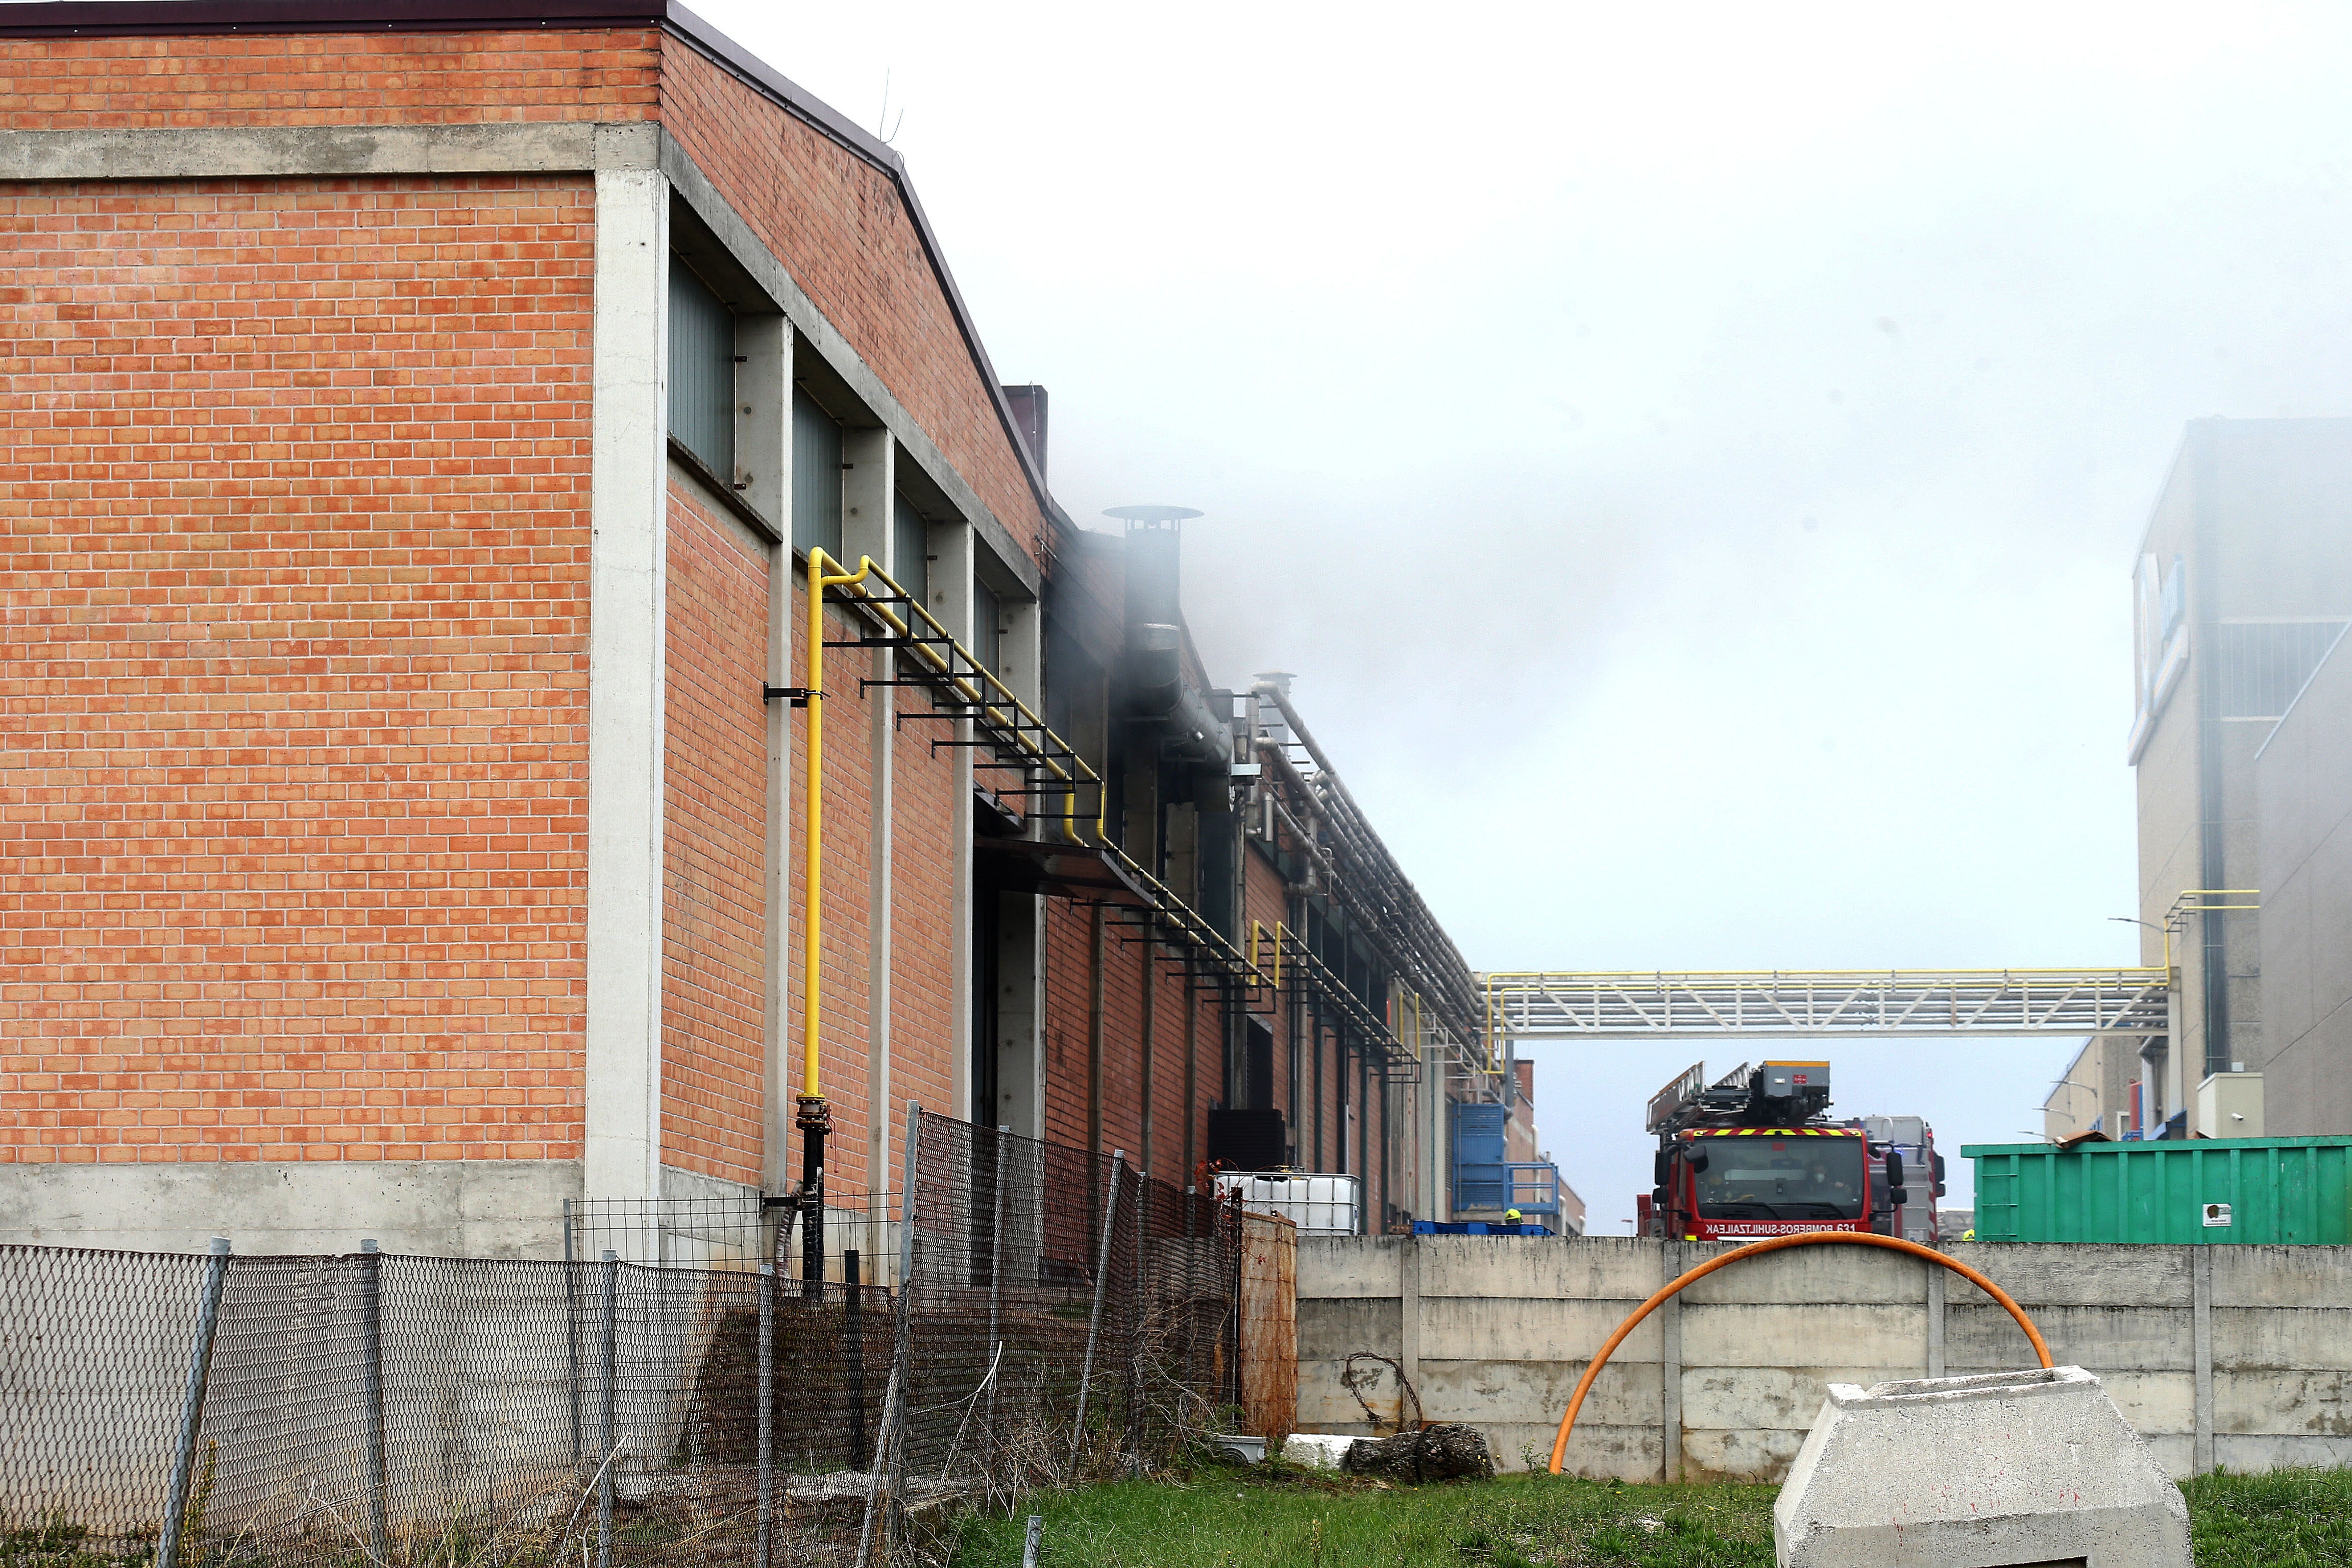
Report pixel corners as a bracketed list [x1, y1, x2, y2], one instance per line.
[801, 549, 872, 1101]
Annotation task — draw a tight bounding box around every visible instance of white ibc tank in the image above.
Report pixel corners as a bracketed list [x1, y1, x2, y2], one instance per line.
[1213, 1172, 1362, 1235]
[1774, 1366, 2191, 1568]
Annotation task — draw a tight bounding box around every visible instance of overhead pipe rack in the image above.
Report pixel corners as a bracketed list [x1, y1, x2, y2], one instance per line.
[1482, 967, 2173, 1043]
[816, 558, 1263, 986]
[1249, 918, 1419, 1081]
[1245, 681, 1486, 1073]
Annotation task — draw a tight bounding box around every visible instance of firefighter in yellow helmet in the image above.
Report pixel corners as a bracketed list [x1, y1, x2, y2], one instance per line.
[1504, 1208, 1524, 1226]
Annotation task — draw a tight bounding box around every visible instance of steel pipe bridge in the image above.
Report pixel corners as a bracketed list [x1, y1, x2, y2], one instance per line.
[1481, 968, 2171, 1043]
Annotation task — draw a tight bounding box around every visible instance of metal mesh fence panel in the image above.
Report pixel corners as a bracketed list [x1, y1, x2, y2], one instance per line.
[872, 1115, 1240, 1542]
[0, 1244, 214, 1559]
[0, 1111, 1244, 1568]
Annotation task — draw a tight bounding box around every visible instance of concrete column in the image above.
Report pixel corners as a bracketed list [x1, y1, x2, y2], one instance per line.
[925, 518, 976, 1127]
[583, 167, 669, 1219]
[1660, 1241, 1684, 1483]
[843, 428, 894, 1196]
[995, 895, 1046, 1139]
[747, 314, 795, 1198]
[733, 314, 790, 526]
[2193, 1246, 2215, 1473]
[1926, 1265, 1947, 1379]
[1400, 1234, 1423, 1422]
[988, 585, 1043, 1136]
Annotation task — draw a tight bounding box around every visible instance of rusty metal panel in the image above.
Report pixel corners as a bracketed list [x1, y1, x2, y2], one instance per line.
[1237, 1210, 1297, 1443]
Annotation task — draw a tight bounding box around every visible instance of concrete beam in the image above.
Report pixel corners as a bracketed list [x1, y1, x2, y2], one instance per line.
[0, 1160, 579, 1257]
[0, 121, 658, 180]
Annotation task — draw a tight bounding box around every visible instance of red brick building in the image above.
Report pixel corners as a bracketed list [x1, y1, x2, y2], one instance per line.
[0, 0, 1497, 1258]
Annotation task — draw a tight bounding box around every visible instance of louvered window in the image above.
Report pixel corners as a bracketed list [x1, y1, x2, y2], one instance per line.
[667, 259, 734, 479]
[893, 494, 930, 604]
[791, 390, 843, 560]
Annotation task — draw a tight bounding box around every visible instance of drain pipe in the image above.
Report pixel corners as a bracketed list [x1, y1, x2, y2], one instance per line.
[795, 548, 873, 1297]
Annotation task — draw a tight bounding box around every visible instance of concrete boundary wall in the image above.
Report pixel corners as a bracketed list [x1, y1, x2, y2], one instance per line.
[1297, 1236, 2352, 1481]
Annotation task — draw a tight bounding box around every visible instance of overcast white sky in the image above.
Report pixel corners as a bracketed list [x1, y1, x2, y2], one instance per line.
[697, 0, 2352, 1227]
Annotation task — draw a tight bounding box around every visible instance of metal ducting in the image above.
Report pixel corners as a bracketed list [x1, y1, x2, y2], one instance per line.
[1127, 621, 1233, 765]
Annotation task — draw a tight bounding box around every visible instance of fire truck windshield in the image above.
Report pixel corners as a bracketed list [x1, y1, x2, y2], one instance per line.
[1693, 1138, 1866, 1221]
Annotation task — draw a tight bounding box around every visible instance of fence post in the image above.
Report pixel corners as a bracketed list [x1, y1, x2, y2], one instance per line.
[757, 1261, 774, 1568]
[156, 1237, 232, 1568]
[565, 1198, 582, 1468]
[1126, 1167, 1147, 1467]
[845, 1250, 865, 1470]
[597, 1249, 619, 1568]
[855, 1102, 923, 1568]
[1069, 1150, 1126, 1461]
[983, 1124, 1009, 1462]
[359, 1240, 393, 1568]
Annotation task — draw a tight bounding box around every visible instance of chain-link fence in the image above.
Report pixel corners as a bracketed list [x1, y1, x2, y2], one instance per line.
[0, 1110, 1243, 1568]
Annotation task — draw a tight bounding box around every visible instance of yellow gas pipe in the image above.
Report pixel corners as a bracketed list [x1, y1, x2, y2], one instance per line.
[793, 548, 871, 1294]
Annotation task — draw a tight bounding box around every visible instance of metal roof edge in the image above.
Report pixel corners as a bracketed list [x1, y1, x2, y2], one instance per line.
[0, 0, 662, 36]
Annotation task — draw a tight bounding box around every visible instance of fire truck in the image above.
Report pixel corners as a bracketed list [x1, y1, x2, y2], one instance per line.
[1635, 1060, 1948, 1242]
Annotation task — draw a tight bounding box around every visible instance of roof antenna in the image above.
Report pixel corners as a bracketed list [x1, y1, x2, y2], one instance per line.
[877, 70, 904, 145]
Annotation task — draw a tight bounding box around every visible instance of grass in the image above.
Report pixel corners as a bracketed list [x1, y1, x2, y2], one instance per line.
[2185, 1467, 2352, 1566]
[951, 1460, 2352, 1567]
[952, 1467, 1775, 1568]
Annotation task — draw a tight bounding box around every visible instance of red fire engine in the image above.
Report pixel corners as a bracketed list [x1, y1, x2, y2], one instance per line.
[1635, 1060, 1946, 1242]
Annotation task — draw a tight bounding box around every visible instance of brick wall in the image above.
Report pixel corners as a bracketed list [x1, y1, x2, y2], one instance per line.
[0, 175, 595, 1167]
[886, 680, 958, 1184]
[660, 477, 770, 1187]
[0, 30, 659, 130]
[1042, 895, 1094, 1153]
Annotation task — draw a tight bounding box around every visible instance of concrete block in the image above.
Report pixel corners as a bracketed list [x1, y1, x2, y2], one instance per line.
[1682, 1424, 1805, 1483]
[1414, 1234, 1662, 1301]
[1774, 1366, 2191, 1568]
[1944, 1301, 2190, 1371]
[1419, 1357, 1660, 1427]
[1676, 1244, 1929, 1307]
[2143, 1432, 2196, 1481]
[1942, 1362, 2194, 1442]
[1497, 1419, 1660, 1478]
[1681, 1302, 1925, 1369]
[2210, 1244, 2352, 1308]
[1418, 1294, 1663, 1363]
[1295, 1296, 1402, 1362]
[2214, 1432, 2352, 1473]
[1946, 1244, 2191, 1308]
[0, 1160, 580, 1256]
[2216, 1367, 2352, 1436]
[2213, 1305, 2352, 1371]
[1296, 1236, 1403, 1298]
[1680, 1366, 1918, 1434]
[1281, 1433, 1362, 1468]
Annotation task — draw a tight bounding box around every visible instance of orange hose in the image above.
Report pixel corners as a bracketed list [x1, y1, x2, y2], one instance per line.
[1547, 1232, 2052, 1475]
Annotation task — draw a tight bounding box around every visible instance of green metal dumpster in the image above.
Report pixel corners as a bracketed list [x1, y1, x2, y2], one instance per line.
[1963, 1137, 2352, 1244]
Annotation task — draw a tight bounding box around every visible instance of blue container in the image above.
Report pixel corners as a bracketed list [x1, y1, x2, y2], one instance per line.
[1452, 1102, 1508, 1211]
[1411, 1220, 1554, 1237]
